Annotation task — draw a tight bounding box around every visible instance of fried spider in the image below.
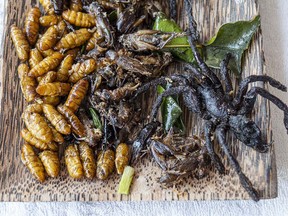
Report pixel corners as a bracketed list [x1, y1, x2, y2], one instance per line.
[130, 0, 288, 201]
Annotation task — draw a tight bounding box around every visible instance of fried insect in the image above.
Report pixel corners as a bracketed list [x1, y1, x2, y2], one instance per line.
[115, 143, 129, 174]
[70, 0, 83, 12]
[10, 24, 30, 61]
[96, 149, 115, 180]
[29, 52, 64, 77]
[29, 48, 43, 69]
[57, 20, 68, 36]
[25, 103, 43, 114]
[43, 104, 71, 135]
[40, 15, 60, 27]
[22, 111, 53, 143]
[62, 10, 96, 28]
[39, 150, 60, 177]
[86, 31, 103, 51]
[55, 28, 92, 50]
[96, 82, 139, 102]
[38, 71, 57, 85]
[36, 82, 71, 96]
[38, 25, 58, 51]
[64, 79, 89, 112]
[57, 105, 86, 137]
[68, 58, 97, 83]
[21, 143, 45, 183]
[40, 48, 55, 58]
[57, 54, 74, 82]
[39, 0, 55, 15]
[21, 128, 57, 151]
[65, 144, 84, 179]
[78, 142, 96, 179]
[41, 96, 61, 106]
[49, 125, 65, 143]
[25, 7, 41, 45]
[18, 64, 38, 102]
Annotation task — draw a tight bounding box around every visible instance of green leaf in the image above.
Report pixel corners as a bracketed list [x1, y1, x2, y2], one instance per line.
[118, 166, 135, 195]
[157, 85, 183, 132]
[89, 108, 102, 130]
[204, 15, 261, 74]
[153, 12, 196, 63]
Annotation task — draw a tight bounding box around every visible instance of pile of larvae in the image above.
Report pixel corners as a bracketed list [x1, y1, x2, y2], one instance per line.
[10, 3, 129, 182]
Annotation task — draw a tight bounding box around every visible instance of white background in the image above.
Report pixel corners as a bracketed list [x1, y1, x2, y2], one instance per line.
[1, 0, 288, 215]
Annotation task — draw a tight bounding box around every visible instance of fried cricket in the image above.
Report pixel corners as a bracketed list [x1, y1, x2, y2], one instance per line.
[21, 143, 46, 183]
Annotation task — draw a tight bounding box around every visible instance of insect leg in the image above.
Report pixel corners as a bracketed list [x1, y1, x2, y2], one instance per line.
[204, 121, 225, 174]
[220, 54, 233, 100]
[150, 86, 190, 121]
[233, 75, 287, 107]
[240, 87, 288, 132]
[216, 126, 260, 201]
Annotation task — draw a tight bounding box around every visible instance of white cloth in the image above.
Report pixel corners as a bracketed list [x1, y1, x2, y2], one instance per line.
[1, 0, 288, 215]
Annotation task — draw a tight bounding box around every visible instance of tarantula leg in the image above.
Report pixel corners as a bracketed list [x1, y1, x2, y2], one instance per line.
[204, 121, 225, 174]
[182, 89, 202, 113]
[242, 87, 288, 132]
[220, 54, 233, 100]
[233, 75, 287, 107]
[169, 0, 177, 20]
[150, 86, 190, 121]
[184, 0, 221, 87]
[216, 127, 260, 201]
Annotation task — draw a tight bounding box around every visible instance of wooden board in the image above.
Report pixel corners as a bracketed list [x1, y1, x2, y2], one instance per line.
[0, 0, 277, 201]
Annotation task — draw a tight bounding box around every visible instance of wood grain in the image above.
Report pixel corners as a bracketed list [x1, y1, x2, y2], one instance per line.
[0, 0, 277, 201]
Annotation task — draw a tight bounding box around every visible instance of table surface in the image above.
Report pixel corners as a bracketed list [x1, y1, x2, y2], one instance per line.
[0, 0, 287, 215]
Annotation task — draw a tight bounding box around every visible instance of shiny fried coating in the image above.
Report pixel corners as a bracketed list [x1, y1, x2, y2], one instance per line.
[70, 0, 83, 12]
[65, 145, 84, 179]
[39, 0, 55, 15]
[49, 125, 65, 143]
[65, 48, 80, 59]
[68, 59, 97, 83]
[21, 128, 57, 151]
[29, 52, 64, 77]
[10, 24, 30, 61]
[38, 71, 57, 85]
[57, 55, 74, 82]
[86, 31, 103, 51]
[78, 142, 96, 179]
[96, 149, 115, 180]
[38, 25, 58, 51]
[57, 105, 86, 137]
[55, 28, 92, 50]
[25, 103, 43, 113]
[18, 64, 38, 102]
[39, 150, 60, 177]
[62, 10, 96, 28]
[22, 111, 53, 143]
[64, 79, 89, 112]
[40, 15, 60, 27]
[41, 96, 61, 106]
[57, 20, 68, 37]
[115, 143, 129, 174]
[43, 104, 71, 135]
[36, 82, 71, 97]
[25, 7, 41, 45]
[29, 48, 43, 69]
[40, 48, 55, 58]
[21, 143, 45, 183]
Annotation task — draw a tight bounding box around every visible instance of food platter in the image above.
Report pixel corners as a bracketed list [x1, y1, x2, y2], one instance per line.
[0, 0, 277, 201]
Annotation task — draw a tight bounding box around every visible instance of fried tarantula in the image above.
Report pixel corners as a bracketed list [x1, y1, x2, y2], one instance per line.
[131, 0, 288, 201]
